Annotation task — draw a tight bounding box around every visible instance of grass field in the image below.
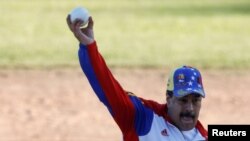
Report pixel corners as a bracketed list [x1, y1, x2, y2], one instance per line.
[0, 0, 250, 69]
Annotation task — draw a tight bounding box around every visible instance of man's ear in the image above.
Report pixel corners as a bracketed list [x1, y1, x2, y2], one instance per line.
[166, 95, 172, 104]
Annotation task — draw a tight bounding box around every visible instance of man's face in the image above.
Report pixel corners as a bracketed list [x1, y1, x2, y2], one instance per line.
[167, 94, 202, 131]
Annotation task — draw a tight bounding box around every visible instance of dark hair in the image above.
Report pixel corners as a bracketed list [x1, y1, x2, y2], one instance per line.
[166, 90, 173, 97]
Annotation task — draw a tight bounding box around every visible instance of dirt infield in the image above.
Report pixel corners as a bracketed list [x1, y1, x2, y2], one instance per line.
[0, 68, 249, 141]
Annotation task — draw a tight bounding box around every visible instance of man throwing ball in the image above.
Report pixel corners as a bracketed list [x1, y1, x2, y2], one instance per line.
[66, 15, 207, 141]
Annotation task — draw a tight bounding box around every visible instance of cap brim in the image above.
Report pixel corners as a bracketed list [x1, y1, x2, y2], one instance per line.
[173, 89, 205, 98]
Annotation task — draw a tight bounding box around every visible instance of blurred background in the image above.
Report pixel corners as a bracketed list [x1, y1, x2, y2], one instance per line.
[0, 0, 250, 140]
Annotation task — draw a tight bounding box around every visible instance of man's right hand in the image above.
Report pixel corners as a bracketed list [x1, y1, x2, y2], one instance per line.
[66, 15, 95, 45]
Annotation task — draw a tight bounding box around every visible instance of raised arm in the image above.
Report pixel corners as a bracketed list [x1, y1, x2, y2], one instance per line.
[66, 15, 153, 137]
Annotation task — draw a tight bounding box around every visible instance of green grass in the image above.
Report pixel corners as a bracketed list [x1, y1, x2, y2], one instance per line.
[0, 0, 250, 69]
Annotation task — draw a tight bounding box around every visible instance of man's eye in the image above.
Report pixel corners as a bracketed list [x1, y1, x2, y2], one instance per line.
[179, 99, 187, 103]
[193, 98, 201, 103]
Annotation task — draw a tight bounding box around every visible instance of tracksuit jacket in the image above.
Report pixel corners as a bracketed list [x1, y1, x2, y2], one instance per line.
[78, 41, 208, 141]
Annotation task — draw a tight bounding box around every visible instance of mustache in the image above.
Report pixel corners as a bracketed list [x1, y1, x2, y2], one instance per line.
[180, 112, 195, 118]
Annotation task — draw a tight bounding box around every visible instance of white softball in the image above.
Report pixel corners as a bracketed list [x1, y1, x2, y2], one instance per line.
[69, 6, 90, 26]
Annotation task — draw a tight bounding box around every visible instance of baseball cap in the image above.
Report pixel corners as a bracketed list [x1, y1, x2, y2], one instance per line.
[167, 66, 205, 98]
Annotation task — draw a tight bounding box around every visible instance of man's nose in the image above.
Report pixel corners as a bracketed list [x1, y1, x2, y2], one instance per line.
[185, 101, 194, 111]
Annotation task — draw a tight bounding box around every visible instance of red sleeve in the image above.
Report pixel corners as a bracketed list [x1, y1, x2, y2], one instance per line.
[80, 42, 136, 134]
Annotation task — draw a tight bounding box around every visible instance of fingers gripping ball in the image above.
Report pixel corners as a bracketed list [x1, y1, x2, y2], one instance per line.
[69, 6, 90, 27]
